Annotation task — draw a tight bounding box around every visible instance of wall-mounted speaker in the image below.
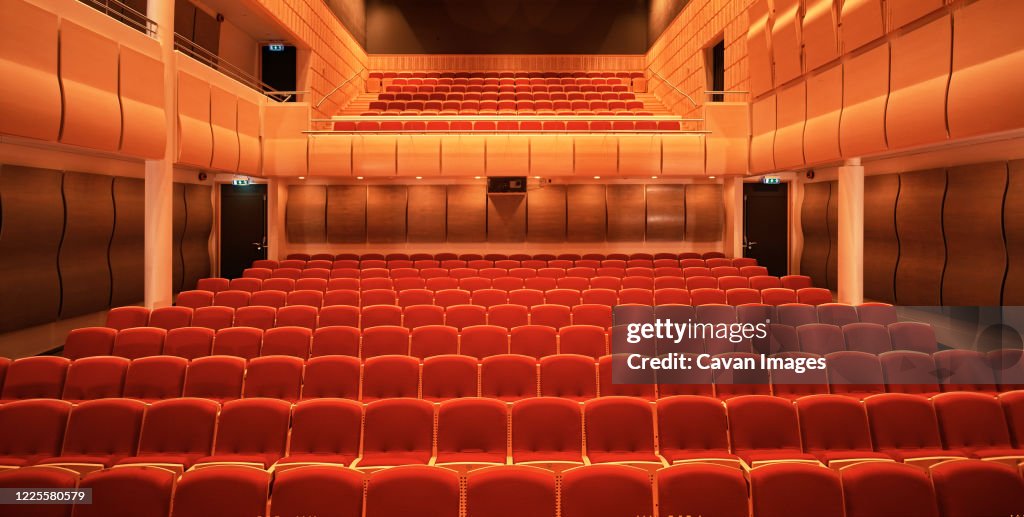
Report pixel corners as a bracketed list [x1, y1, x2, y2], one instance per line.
[487, 176, 527, 194]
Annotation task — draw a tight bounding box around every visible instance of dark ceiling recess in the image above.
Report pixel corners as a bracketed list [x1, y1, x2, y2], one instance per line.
[648, 0, 690, 46]
[365, 0, 650, 54]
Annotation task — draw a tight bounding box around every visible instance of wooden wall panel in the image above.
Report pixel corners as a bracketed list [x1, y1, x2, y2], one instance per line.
[895, 169, 947, 305]
[566, 184, 606, 242]
[110, 177, 145, 307]
[0, 166, 63, 332]
[645, 184, 686, 241]
[863, 174, 900, 303]
[886, 15, 951, 151]
[527, 185, 567, 242]
[209, 86, 240, 172]
[803, 64, 843, 165]
[802, 0, 840, 71]
[407, 185, 447, 242]
[485, 136, 530, 176]
[747, 0, 775, 96]
[326, 185, 366, 243]
[606, 185, 646, 241]
[686, 184, 725, 242]
[59, 20, 121, 152]
[750, 95, 777, 173]
[826, 180, 839, 291]
[176, 71, 212, 167]
[309, 135, 353, 177]
[287, 185, 327, 244]
[447, 186, 486, 242]
[59, 172, 113, 319]
[236, 98, 261, 175]
[774, 81, 806, 170]
[119, 47, 166, 159]
[840, 0, 884, 52]
[172, 184, 186, 292]
[942, 163, 1007, 306]
[840, 43, 890, 157]
[0, 1, 61, 142]
[801, 182, 831, 288]
[182, 184, 213, 291]
[367, 185, 408, 243]
[771, 0, 803, 85]
[1006, 160, 1024, 305]
[487, 195, 526, 242]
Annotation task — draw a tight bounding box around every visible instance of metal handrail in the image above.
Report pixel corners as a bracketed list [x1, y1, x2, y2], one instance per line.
[645, 66, 698, 107]
[704, 90, 750, 95]
[79, 0, 157, 37]
[315, 67, 367, 110]
[174, 34, 296, 101]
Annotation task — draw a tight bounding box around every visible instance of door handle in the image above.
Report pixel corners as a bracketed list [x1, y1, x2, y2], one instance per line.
[744, 240, 758, 250]
[251, 242, 264, 251]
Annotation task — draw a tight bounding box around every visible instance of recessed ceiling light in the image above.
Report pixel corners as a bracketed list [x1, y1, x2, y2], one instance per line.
[297, 176, 305, 180]
[474, 176, 482, 180]
[593, 176, 601, 180]
[356, 176, 364, 180]
[415, 176, 423, 180]
[533, 176, 541, 179]
[708, 175, 716, 179]
[651, 176, 658, 179]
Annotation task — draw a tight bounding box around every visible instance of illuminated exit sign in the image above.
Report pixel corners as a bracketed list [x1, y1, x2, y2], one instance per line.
[268, 43, 285, 52]
[761, 176, 781, 185]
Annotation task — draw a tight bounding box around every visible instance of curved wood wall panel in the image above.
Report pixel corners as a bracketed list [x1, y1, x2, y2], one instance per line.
[263, 104, 309, 177]
[1005, 160, 1024, 305]
[236, 98, 261, 175]
[886, 16, 951, 151]
[0, 166, 63, 332]
[527, 185, 567, 242]
[59, 20, 121, 152]
[59, 172, 114, 319]
[397, 137, 442, 177]
[802, 0, 839, 71]
[839, 0, 883, 53]
[176, 71, 213, 167]
[803, 64, 842, 165]
[327, 186, 367, 243]
[826, 180, 838, 291]
[286, 185, 328, 244]
[110, 177, 145, 307]
[442, 136, 486, 176]
[747, 0, 775, 96]
[862, 174, 899, 303]
[367, 186, 408, 243]
[209, 86, 240, 172]
[606, 185, 646, 242]
[840, 43, 889, 158]
[308, 135, 352, 177]
[888, 0, 942, 30]
[685, 184, 724, 243]
[573, 137, 619, 177]
[181, 184, 213, 291]
[942, 163, 1007, 306]
[353, 136, 397, 177]
[800, 181, 831, 288]
[618, 136, 661, 177]
[446, 186, 486, 242]
[0, 1, 60, 142]
[774, 81, 806, 170]
[172, 184, 186, 292]
[894, 168, 946, 306]
[567, 184, 606, 242]
[661, 135, 705, 176]
[530, 137, 574, 177]
[750, 95, 777, 173]
[487, 195, 526, 242]
[119, 47, 166, 159]
[947, 0, 1024, 139]
[484, 136, 530, 176]
[704, 104, 749, 176]
[407, 185, 446, 242]
[771, 0, 803, 86]
[645, 184, 686, 241]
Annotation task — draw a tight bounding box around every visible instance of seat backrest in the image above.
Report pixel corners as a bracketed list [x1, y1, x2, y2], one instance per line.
[289, 399, 362, 457]
[460, 325, 509, 358]
[465, 465, 557, 517]
[183, 355, 246, 401]
[864, 393, 944, 450]
[269, 465, 364, 517]
[842, 322, 892, 354]
[63, 327, 117, 359]
[839, 462, 938, 517]
[362, 400, 435, 463]
[480, 354, 538, 401]
[361, 355, 420, 401]
[930, 460, 1024, 517]
[510, 325, 557, 359]
[302, 355, 360, 400]
[436, 398, 508, 462]
[172, 466, 270, 517]
[164, 327, 215, 359]
[932, 391, 1012, 450]
[888, 322, 938, 353]
[560, 465, 653, 517]
[795, 394, 874, 453]
[796, 323, 846, 355]
[511, 397, 583, 462]
[361, 325, 410, 358]
[76, 466, 175, 517]
[750, 463, 844, 517]
[138, 398, 218, 457]
[62, 398, 146, 456]
[62, 356, 129, 401]
[123, 356, 187, 401]
[879, 350, 939, 394]
[726, 395, 802, 451]
[583, 397, 655, 456]
[410, 325, 459, 358]
[214, 399, 291, 459]
[113, 327, 166, 359]
[656, 463, 749, 517]
[243, 355, 304, 401]
[422, 355, 479, 401]
[261, 326, 312, 359]
[0, 399, 71, 461]
[365, 465, 459, 517]
[539, 355, 597, 400]
[2, 356, 71, 400]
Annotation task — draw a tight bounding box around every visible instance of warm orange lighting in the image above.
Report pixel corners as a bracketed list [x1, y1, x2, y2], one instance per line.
[533, 176, 541, 179]
[298, 176, 305, 180]
[708, 175, 717, 179]
[593, 176, 601, 179]
[474, 176, 482, 180]
[415, 176, 423, 180]
[651, 176, 658, 179]
[356, 176, 364, 180]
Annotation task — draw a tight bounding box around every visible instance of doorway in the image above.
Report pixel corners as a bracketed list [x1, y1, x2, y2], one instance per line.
[743, 182, 789, 277]
[261, 44, 297, 101]
[220, 183, 267, 279]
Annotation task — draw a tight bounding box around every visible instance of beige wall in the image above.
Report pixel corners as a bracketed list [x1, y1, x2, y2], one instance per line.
[218, 19, 259, 77]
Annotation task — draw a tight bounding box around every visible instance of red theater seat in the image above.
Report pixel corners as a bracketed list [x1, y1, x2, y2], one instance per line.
[840, 462, 939, 517]
[301, 356, 360, 400]
[365, 465, 459, 517]
[61, 356, 128, 402]
[113, 327, 166, 359]
[466, 466, 556, 517]
[422, 355, 479, 401]
[435, 398, 508, 466]
[0, 399, 71, 467]
[930, 460, 1024, 517]
[106, 306, 150, 330]
[40, 398, 145, 468]
[280, 399, 362, 467]
[182, 355, 245, 402]
[2, 356, 70, 400]
[123, 356, 187, 401]
[481, 354, 537, 401]
[362, 355, 419, 401]
[561, 465, 654, 517]
[63, 327, 117, 359]
[656, 463, 749, 517]
[358, 400, 435, 468]
[243, 355, 303, 401]
[584, 397, 663, 466]
[163, 327, 215, 359]
[269, 465, 364, 517]
[933, 392, 1020, 460]
[795, 394, 891, 465]
[540, 355, 597, 400]
[195, 398, 291, 468]
[74, 466, 175, 517]
[750, 463, 844, 517]
[171, 466, 270, 517]
[410, 325, 459, 358]
[726, 395, 817, 465]
[192, 306, 234, 331]
[656, 395, 737, 465]
[119, 397, 218, 469]
[866, 393, 966, 462]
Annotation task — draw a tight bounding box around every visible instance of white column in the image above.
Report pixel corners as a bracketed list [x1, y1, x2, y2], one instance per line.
[838, 159, 865, 304]
[722, 177, 745, 258]
[144, 0, 176, 309]
[266, 178, 288, 261]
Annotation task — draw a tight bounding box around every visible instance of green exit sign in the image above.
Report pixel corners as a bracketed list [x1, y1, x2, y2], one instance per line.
[761, 176, 781, 185]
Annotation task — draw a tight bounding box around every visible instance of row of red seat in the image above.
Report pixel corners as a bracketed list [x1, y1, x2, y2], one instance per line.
[365, 98, 643, 112]
[172, 287, 833, 312]
[254, 256, 756, 270]
[2, 393, 1022, 473]
[286, 251, 728, 261]
[205, 273, 786, 295]
[239, 267, 777, 283]
[5, 459, 1021, 517]
[377, 87, 634, 98]
[381, 83, 633, 93]
[371, 71, 644, 80]
[335, 118, 681, 133]
[12, 349, 1024, 406]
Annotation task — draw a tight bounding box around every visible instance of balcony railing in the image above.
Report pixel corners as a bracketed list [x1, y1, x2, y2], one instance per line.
[79, 0, 156, 37]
